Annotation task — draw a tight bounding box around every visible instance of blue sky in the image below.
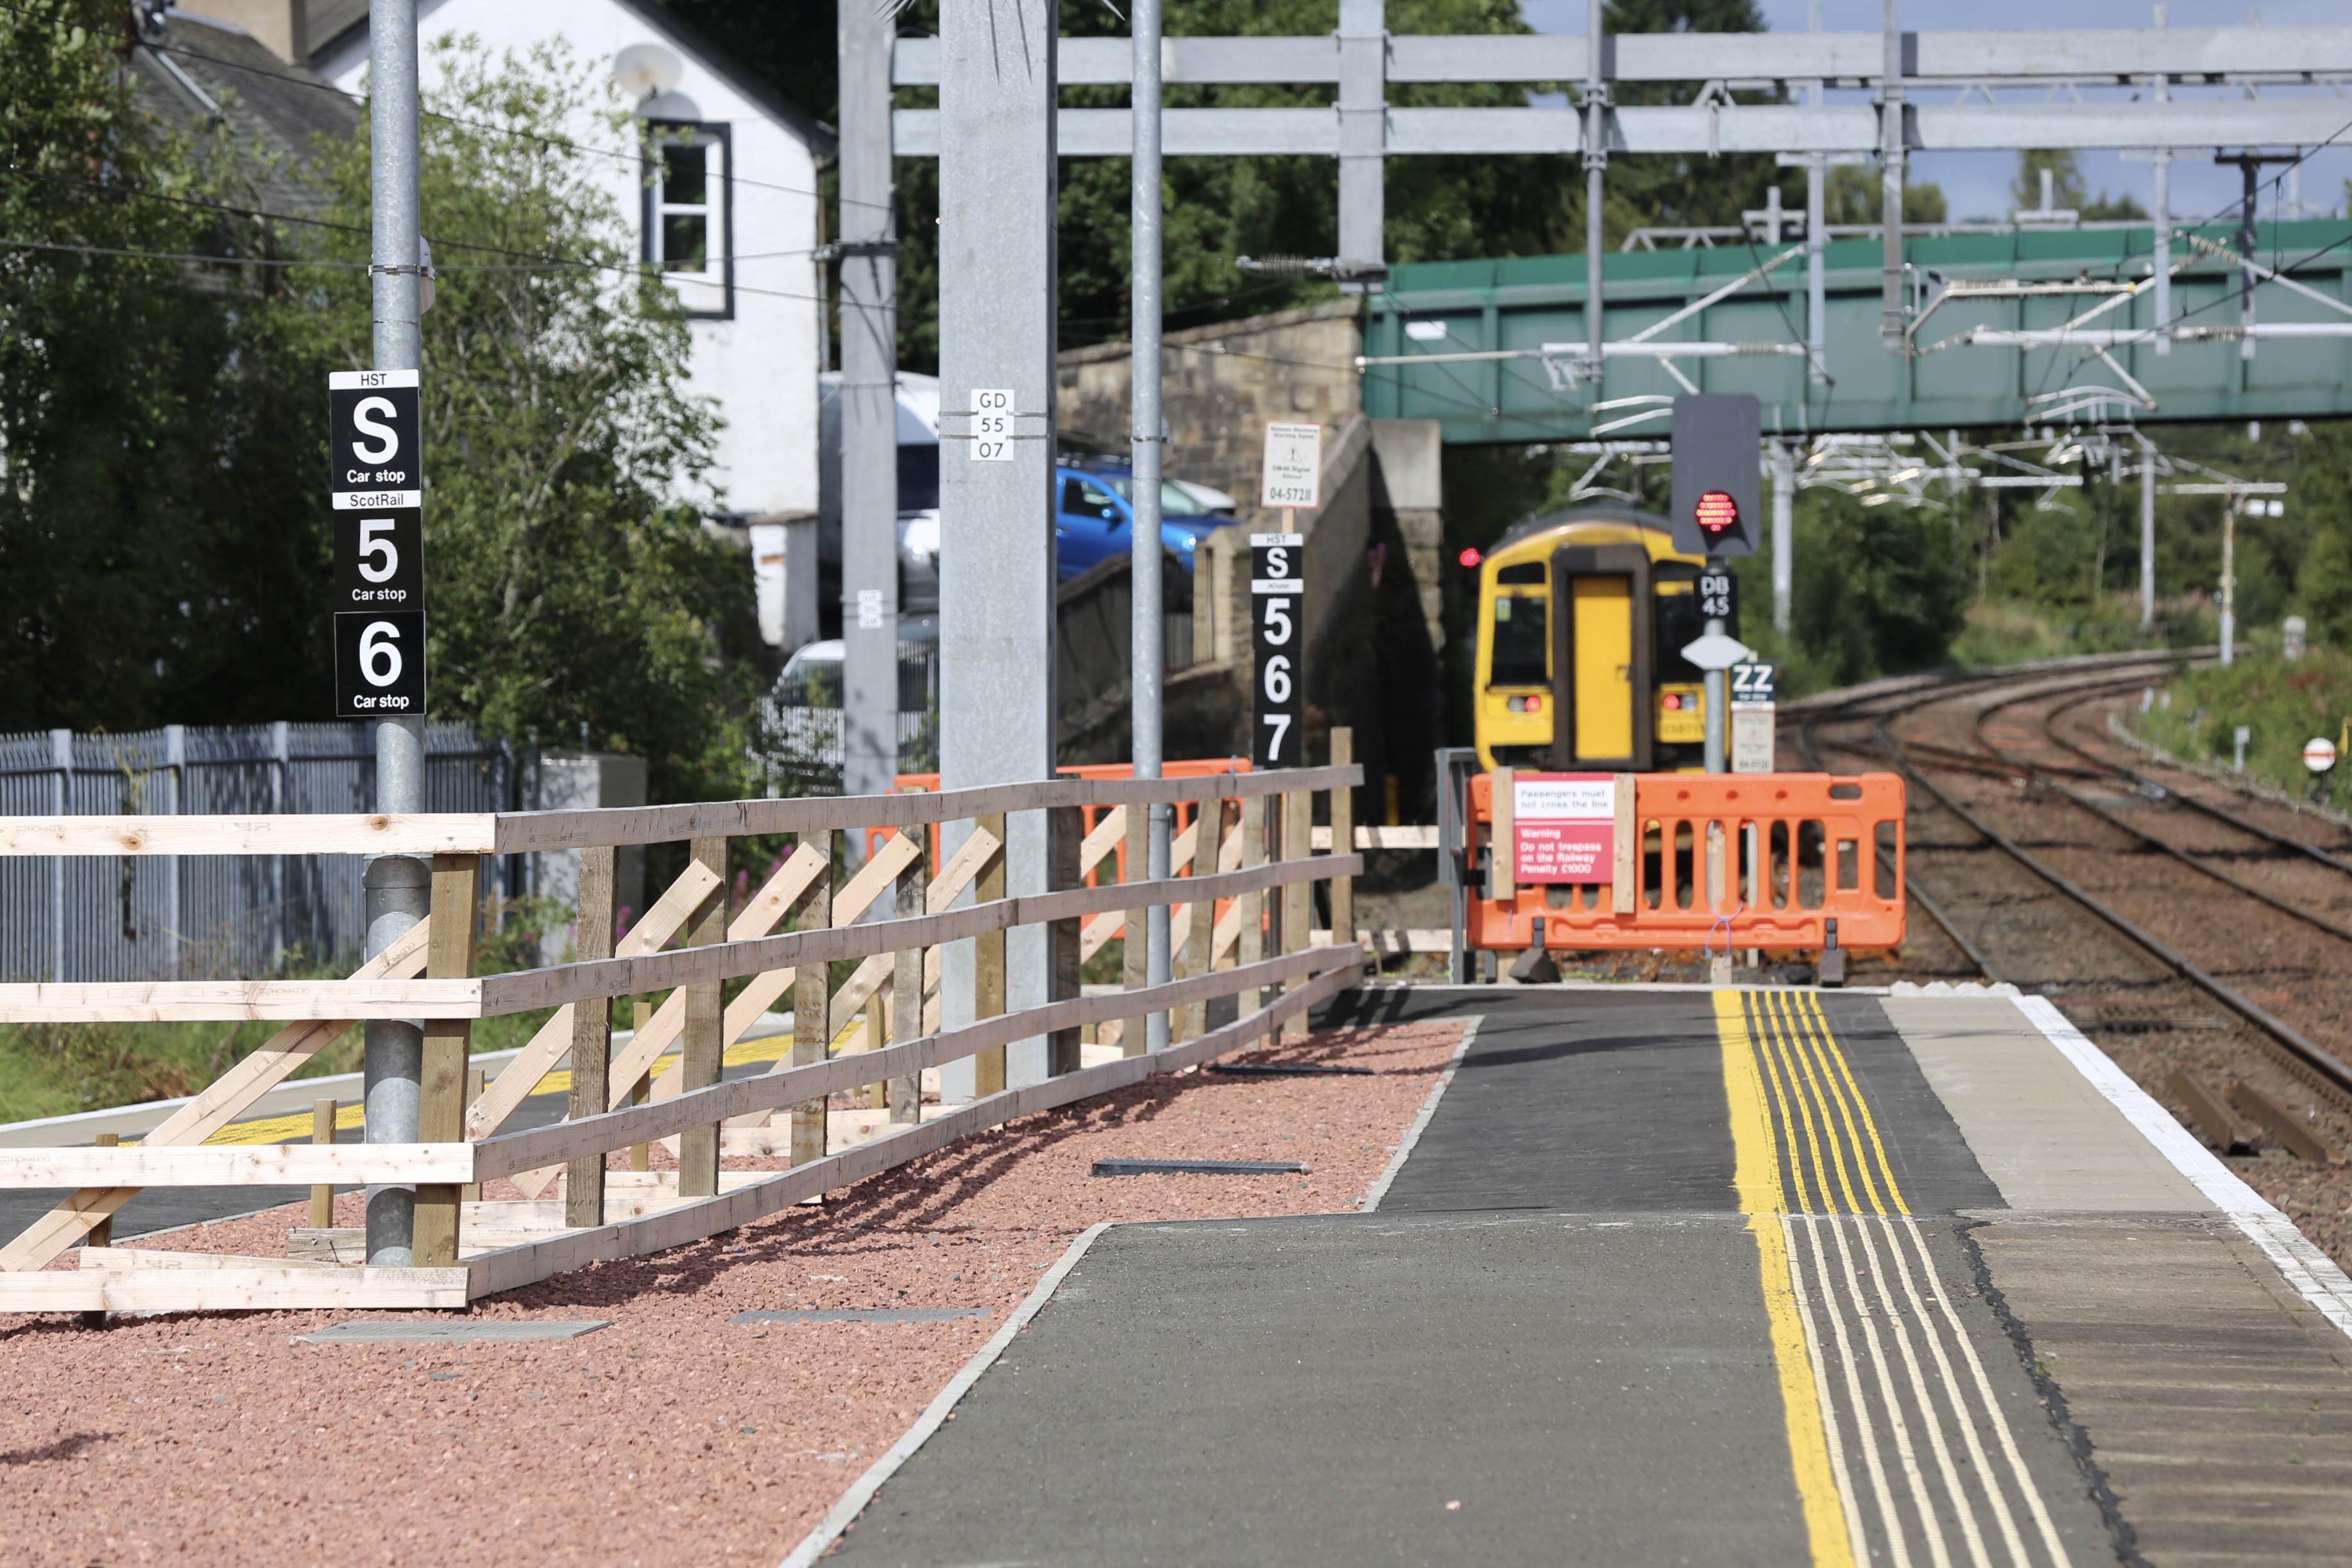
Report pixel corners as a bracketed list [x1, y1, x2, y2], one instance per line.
[1514, 1, 2352, 226]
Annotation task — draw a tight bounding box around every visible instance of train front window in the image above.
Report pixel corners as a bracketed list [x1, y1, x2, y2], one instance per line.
[1490, 594, 1547, 686]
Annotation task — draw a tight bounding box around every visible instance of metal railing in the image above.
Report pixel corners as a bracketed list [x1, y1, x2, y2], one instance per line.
[0, 722, 528, 983]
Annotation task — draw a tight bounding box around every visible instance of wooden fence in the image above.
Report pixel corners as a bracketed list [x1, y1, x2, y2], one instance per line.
[0, 760, 1364, 1313]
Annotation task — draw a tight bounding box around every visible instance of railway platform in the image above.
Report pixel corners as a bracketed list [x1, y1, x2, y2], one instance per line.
[810, 984, 2352, 1567]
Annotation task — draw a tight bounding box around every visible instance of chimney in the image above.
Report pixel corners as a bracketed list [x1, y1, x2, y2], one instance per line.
[174, 1, 310, 67]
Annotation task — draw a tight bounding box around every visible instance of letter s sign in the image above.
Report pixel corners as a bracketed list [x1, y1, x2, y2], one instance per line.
[350, 396, 400, 464]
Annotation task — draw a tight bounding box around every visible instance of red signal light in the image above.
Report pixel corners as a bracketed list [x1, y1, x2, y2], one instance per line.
[1694, 490, 1740, 537]
[1458, 546, 1483, 568]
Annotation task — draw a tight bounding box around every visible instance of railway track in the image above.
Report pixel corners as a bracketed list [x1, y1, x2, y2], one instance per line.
[1796, 658, 2352, 1251]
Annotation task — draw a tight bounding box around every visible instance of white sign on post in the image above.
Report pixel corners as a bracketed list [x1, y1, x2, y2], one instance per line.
[1259, 422, 1323, 509]
[971, 389, 1014, 461]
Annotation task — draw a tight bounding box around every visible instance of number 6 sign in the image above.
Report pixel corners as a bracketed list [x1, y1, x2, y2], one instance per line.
[1251, 532, 1304, 767]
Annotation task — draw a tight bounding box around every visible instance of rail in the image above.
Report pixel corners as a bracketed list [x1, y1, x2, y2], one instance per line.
[0, 759, 1365, 1313]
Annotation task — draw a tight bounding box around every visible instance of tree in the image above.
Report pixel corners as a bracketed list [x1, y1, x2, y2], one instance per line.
[1825, 163, 1948, 226]
[0, 0, 332, 731]
[2011, 149, 2145, 222]
[293, 40, 753, 800]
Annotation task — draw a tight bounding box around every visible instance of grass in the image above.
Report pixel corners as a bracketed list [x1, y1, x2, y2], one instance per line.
[0, 898, 582, 1127]
[2133, 638, 2352, 812]
[1949, 595, 2212, 669]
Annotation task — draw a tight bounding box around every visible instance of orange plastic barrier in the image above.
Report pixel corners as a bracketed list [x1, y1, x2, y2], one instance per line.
[1465, 772, 1905, 953]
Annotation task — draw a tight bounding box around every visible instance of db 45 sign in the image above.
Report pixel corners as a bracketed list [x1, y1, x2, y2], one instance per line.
[335, 610, 426, 715]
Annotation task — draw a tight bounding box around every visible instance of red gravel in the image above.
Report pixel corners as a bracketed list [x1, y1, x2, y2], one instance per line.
[0, 1019, 1465, 1568]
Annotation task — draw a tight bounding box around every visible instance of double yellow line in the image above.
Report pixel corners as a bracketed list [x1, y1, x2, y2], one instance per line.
[1717, 989, 1911, 1568]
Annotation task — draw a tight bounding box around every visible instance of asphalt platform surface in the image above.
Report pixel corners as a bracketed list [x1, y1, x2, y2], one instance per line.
[824, 989, 2116, 1567]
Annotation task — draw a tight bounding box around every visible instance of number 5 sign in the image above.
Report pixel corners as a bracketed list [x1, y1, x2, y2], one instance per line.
[328, 369, 429, 716]
[1252, 533, 1304, 767]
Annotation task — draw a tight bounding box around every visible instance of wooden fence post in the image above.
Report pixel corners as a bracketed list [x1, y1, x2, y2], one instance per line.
[80, 1132, 116, 1324]
[890, 844, 925, 1123]
[790, 831, 833, 1168]
[564, 845, 616, 1227]
[973, 813, 1007, 1096]
[1050, 805, 1081, 1076]
[1118, 803, 1145, 1057]
[1282, 788, 1313, 1036]
[310, 1099, 336, 1227]
[87, 1134, 117, 1248]
[414, 854, 479, 1266]
[679, 836, 729, 1197]
[1188, 801, 1223, 1035]
[1331, 728, 1356, 978]
[460, 1072, 482, 1203]
[629, 1059, 652, 1172]
[1237, 794, 1268, 1016]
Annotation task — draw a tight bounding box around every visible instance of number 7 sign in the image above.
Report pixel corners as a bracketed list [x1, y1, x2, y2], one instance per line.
[1251, 533, 1304, 767]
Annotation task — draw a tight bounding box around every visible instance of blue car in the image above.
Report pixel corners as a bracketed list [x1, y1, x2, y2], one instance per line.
[1055, 461, 1236, 582]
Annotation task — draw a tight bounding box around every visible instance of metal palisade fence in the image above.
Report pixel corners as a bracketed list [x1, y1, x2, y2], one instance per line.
[0, 722, 532, 984]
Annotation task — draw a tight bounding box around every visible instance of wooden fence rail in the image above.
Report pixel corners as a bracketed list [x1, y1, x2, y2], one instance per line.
[0, 749, 1368, 1313]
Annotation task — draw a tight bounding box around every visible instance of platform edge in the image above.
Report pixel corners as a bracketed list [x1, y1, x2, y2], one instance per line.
[775, 1221, 1113, 1568]
[1359, 1016, 1483, 1213]
[2013, 993, 2352, 1342]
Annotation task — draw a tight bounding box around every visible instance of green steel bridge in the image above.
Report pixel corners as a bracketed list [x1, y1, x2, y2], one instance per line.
[1360, 219, 2352, 443]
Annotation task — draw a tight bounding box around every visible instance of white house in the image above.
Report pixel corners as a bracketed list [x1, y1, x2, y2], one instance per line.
[179, 0, 832, 539]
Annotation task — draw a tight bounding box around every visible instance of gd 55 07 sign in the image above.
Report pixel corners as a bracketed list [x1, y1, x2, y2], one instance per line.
[328, 369, 428, 716]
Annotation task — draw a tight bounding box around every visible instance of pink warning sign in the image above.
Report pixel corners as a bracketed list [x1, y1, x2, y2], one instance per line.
[1512, 773, 1617, 884]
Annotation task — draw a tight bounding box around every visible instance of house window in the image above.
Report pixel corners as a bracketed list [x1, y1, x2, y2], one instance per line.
[643, 121, 733, 318]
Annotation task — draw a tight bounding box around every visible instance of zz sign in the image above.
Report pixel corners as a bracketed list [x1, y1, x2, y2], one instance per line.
[1250, 533, 1304, 767]
[1730, 661, 1777, 707]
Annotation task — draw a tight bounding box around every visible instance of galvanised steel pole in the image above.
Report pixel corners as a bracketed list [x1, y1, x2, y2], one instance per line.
[1131, 0, 1173, 1052]
[364, 0, 427, 1267]
[840, 0, 900, 818]
[1879, 0, 1905, 350]
[1582, 0, 1607, 385]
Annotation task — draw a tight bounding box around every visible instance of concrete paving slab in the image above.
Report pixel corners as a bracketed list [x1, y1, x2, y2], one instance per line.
[1881, 997, 2210, 1213]
[293, 1319, 609, 1344]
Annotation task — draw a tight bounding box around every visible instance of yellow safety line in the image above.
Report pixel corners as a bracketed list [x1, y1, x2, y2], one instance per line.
[1787, 994, 1894, 1216]
[1757, 990, 1859, 1215]
[1716, 989, 1859, 1568]
[1751, 992, 1834, 1213]
[1797, 993, 1911, 1216]
[1771, 990, 1878, 1216]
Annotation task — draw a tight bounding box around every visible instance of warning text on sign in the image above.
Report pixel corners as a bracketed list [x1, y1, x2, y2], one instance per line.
[1512, 774, 1616, 883]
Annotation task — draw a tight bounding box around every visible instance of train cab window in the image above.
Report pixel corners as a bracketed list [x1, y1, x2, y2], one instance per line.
[1655, 586, 1709, 684]
[1490, 594, 1548, 686]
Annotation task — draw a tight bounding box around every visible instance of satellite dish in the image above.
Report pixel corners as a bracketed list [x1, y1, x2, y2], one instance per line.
[612, 42, 683, 101]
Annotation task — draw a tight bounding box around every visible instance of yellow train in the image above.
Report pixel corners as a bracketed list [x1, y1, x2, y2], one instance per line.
[1472, 503, 1729, 773]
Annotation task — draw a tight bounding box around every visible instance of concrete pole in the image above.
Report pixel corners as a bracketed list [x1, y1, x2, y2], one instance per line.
[2140, 441, 2157, 631]
[2152, 148, 2172, 355]
[1582, 0, 1607, 385]
[363, 0, 427, 1268]
[1336, 0, 1385, 275]
[1806, 151, 1827, 383]
[1878, 0, 1905, 350]
[937, 0, 1057, 1095]
[2220, 499, 2237, 666]
[840, 0, 900, 814]
[1131, 0, 1172, 1052]
[2238, 158, 2260, 362]
[1771, 443, 1794, 633]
